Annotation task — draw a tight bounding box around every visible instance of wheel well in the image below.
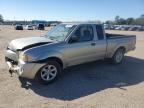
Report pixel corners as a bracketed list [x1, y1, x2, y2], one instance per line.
[118, 46, 126, 53]
[112, 46, 126, 58]
[46, 57, 63, 68]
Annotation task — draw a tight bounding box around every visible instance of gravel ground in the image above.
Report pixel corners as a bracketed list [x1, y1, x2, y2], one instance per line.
[0, 26, 144, 108]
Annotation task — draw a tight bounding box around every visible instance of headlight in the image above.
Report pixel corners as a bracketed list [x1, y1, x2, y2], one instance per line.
[19, 53, 33, 62]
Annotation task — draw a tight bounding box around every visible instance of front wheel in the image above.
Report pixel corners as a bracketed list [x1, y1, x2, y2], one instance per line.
[35, 61, 62, 84]
[111, 48, 125, 64]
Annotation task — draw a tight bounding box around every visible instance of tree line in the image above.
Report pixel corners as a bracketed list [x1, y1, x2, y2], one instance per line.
[105, 15, 144, 25]
[1, 14, 144, 25]
[0, 14, 3, 23]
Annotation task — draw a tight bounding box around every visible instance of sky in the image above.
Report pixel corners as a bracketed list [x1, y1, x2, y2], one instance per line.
[0, 0, 144, 22]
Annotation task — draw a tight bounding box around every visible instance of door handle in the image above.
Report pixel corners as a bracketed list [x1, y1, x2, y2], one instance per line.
[91, 42, 96, 46]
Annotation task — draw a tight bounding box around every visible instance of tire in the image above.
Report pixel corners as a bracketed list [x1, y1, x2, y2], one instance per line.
[111, 48, 125, 64]
[35, 61, 62, 85]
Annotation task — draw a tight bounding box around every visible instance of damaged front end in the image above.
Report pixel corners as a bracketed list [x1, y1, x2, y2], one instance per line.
[6, 61, 22, 76]
[5, 51, 23, 77]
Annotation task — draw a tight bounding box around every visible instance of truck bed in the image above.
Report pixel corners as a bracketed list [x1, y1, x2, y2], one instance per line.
[106, 33, 136, 39]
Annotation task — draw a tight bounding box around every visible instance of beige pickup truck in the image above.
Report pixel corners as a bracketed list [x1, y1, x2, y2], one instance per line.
[5, 23, 136, 84]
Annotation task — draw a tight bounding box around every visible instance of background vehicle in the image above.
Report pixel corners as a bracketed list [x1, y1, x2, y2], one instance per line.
[128, 26, 138, 31]
[5, 23, 136, 84]
[136, 26, 144, 31]
[103, 24, 114, 30]
[25, 25, 33, 30]
[50, 23, 59, 27]
[15, 24, 23, 30]
[35, 24, 45, 30]
[120, 26, 130, 31]
[115, 26, 122, 30]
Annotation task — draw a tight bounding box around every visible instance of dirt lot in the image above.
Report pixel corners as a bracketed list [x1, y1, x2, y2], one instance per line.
[0, 25, 144, 108]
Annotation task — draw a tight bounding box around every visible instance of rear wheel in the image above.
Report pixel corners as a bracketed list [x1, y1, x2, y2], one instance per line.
[36, 61, 62, 84]
[112, 48, 125, 64]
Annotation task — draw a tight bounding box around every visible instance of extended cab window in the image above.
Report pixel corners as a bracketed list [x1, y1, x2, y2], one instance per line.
[70, 25, 94, 43]
[96, 25, 104, 40]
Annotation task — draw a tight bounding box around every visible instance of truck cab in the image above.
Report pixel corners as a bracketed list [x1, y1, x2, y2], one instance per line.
[63, 24, 107, 66]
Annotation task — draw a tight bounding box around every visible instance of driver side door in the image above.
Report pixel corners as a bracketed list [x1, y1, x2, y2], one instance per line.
[63, 24, 98, 66]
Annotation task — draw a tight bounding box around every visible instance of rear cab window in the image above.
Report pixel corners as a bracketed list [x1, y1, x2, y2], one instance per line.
[96, 25, 105, 40]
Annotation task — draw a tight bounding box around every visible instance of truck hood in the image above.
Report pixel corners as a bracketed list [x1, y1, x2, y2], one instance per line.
[8, 36, 54, 51]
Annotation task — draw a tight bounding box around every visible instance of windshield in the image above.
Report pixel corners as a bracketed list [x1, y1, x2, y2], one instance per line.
[45, 24, 76, 41]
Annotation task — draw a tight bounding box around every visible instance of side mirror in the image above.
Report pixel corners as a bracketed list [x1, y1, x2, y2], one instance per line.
[69, 35, 79, 43]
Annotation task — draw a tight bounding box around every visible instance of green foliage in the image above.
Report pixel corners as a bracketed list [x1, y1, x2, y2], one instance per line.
[0, 14, 4, 22]
[106, 15, 144, 25]
[133, 18, 144, 25]
[126, 18, 134, 25]
[115, 15, 120, 22]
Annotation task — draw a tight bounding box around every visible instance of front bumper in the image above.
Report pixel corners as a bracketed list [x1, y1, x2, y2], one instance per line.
[6, 58, 45, 79]
[5, 50, 45, 79]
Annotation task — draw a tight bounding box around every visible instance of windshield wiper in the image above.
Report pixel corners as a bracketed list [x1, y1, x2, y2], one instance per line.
[49, 36, 56, 40]
[47, 36, 60, 41]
